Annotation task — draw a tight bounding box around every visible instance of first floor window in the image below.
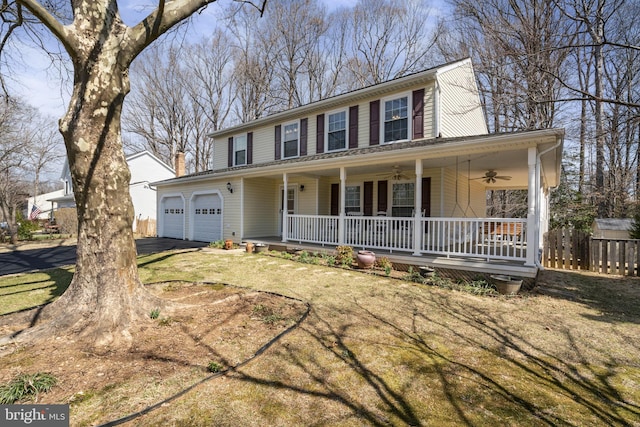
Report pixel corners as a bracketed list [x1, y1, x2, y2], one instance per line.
[383, 95, 408, 143]
[392, 183, 414, 217]
[327, 111, 347, 151]
[234, 135, 247, 166]
[345, 185, 361, 214]
[283, 122, 299, 158]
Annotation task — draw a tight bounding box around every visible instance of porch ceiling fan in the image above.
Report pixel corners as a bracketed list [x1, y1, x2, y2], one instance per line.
[378, 165, 410, 181]
[474, 169, 512, 184]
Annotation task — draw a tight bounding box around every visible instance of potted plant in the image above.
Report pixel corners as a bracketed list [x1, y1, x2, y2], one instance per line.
[490, 275, 523, 295]
[356, 250, 376, 269]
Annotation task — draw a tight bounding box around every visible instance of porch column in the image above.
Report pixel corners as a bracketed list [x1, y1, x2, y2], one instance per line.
[525, 147, 537, 266]
[413, 160, 423, 256]
[338, 167, 346, 245]
[282, 173, 288, 243]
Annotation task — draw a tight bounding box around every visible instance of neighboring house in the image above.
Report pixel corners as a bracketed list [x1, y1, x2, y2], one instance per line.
[51, 151, 175, 230]
[153, 58, 564, 278]
[26, 189, 65, 220]
[592, 218, 634, 239]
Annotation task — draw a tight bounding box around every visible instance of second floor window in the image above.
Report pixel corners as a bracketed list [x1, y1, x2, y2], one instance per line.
[327, 111, 347, 151]
[283, 122, 299, 158]
[234, 135, 247, 166]
[383, 95, 409, 143]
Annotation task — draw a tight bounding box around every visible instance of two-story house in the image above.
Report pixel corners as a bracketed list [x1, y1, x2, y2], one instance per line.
[153, 58, 563, 279]
[51, 151, 175, 231]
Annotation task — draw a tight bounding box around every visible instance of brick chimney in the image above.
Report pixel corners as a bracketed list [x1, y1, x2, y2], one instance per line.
[175, 151, 185, 177]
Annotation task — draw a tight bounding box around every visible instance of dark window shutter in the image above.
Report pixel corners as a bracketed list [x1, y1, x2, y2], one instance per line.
[247, 132, 253, 165]
[369, 100, 380, 146]
[300, 118, 308, 156]
[349, 105, 358, 149]
[364, 181, 373, 216]
[228, 137, 233, 167]
[316, 114, 325, 154]
[377, 180, 387, 212]
[274, 125, 282, 160]
[421, 177, 431, 217]
[412, 89, 425, 139]
[330, 183, 339, 216]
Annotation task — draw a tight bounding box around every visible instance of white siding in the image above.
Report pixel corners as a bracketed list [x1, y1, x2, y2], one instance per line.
[212, 82, 439, 168]
[157, 179, 241, 242]
[438, 62, 488, 137]
[439, 167, 486, 217]
[243, 177, 279, 238]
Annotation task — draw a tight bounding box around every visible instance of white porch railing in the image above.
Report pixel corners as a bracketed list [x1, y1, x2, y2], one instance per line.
[287, 215, 528, 262]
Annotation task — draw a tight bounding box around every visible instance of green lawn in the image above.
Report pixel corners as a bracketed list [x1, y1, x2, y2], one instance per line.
[1, 249, 639, 426]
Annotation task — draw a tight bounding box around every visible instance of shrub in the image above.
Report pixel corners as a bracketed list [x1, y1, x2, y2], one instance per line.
[335, 245, 353, 267]
[629, 206, 640, 239]
[322, 253, 336, 267]
[209, 240, 225, 249]
[0, 373, 57, 404]
[54, 207, 78, 235]
[149, 308, 160, 319]
[403, 267, 425, 284]
[17, 212, 39, 240]
[375, 256, 392, 271]
[207, 361, 223, 373]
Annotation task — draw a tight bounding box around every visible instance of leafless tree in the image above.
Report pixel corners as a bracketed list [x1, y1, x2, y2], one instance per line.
[226, 3, 278, 122]
[0, 97, 30, 243]
[0, 0, 267, 351]
[344, 0, 440, 87]
[24, 110, 65, 201]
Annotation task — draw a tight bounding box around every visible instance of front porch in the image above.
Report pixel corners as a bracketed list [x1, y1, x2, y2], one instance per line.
[251, 216, 537, 279]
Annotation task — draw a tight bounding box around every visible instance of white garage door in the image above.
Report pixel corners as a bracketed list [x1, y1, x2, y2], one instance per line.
[192, 194, 222, 243]
[161, 196, 184, 239]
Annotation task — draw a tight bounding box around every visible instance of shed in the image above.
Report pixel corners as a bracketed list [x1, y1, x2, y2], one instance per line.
[592, 218, 633, 239]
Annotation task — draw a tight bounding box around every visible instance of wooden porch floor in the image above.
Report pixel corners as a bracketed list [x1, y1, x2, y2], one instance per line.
[243, 236, 539, 280]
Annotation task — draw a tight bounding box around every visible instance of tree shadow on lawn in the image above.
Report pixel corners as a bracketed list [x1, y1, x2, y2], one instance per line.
[348, 287, 640, 426]
[537, 269, 640, 325]
[0, 268, 73, 317]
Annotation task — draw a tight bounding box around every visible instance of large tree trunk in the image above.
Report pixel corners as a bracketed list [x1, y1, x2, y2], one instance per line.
[1, 4, 163, 350]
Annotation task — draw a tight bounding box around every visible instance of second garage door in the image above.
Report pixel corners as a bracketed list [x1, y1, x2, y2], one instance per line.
[192, 193, 222, 242]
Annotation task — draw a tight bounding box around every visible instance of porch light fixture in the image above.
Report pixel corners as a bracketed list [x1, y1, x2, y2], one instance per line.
[300, 185, 305, 192]
[226, 182, 233, 193]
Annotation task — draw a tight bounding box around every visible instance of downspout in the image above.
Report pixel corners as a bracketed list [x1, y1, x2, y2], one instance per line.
[534, 137, 563, 269]
[434, 76, 442, 138]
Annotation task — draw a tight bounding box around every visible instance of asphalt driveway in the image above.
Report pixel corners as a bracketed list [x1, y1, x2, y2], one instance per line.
[0, 238, 208, 276]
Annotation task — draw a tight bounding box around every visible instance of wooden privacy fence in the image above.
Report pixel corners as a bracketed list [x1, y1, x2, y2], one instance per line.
[543, 228, 639, 276]
[135, 218, 156, 237]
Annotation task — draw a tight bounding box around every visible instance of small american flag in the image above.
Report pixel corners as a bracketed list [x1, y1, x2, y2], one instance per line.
[29, 204, 41, 220]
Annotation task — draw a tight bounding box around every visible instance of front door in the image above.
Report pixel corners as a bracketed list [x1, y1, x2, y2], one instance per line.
[279, 186, 296, 236]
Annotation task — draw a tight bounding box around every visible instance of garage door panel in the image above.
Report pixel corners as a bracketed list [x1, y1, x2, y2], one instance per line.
[193, 194, 222, 242]
[162, 197, 184, 239]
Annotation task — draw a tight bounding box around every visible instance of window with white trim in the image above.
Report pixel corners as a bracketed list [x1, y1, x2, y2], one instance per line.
[283, 122, 299, 158]
[383, 94, 410, 143]
[392, 182, 414, 217]
[345, 185, 361, 214]
[233, 134, 247, 166]
[327, 110, 347, 151]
